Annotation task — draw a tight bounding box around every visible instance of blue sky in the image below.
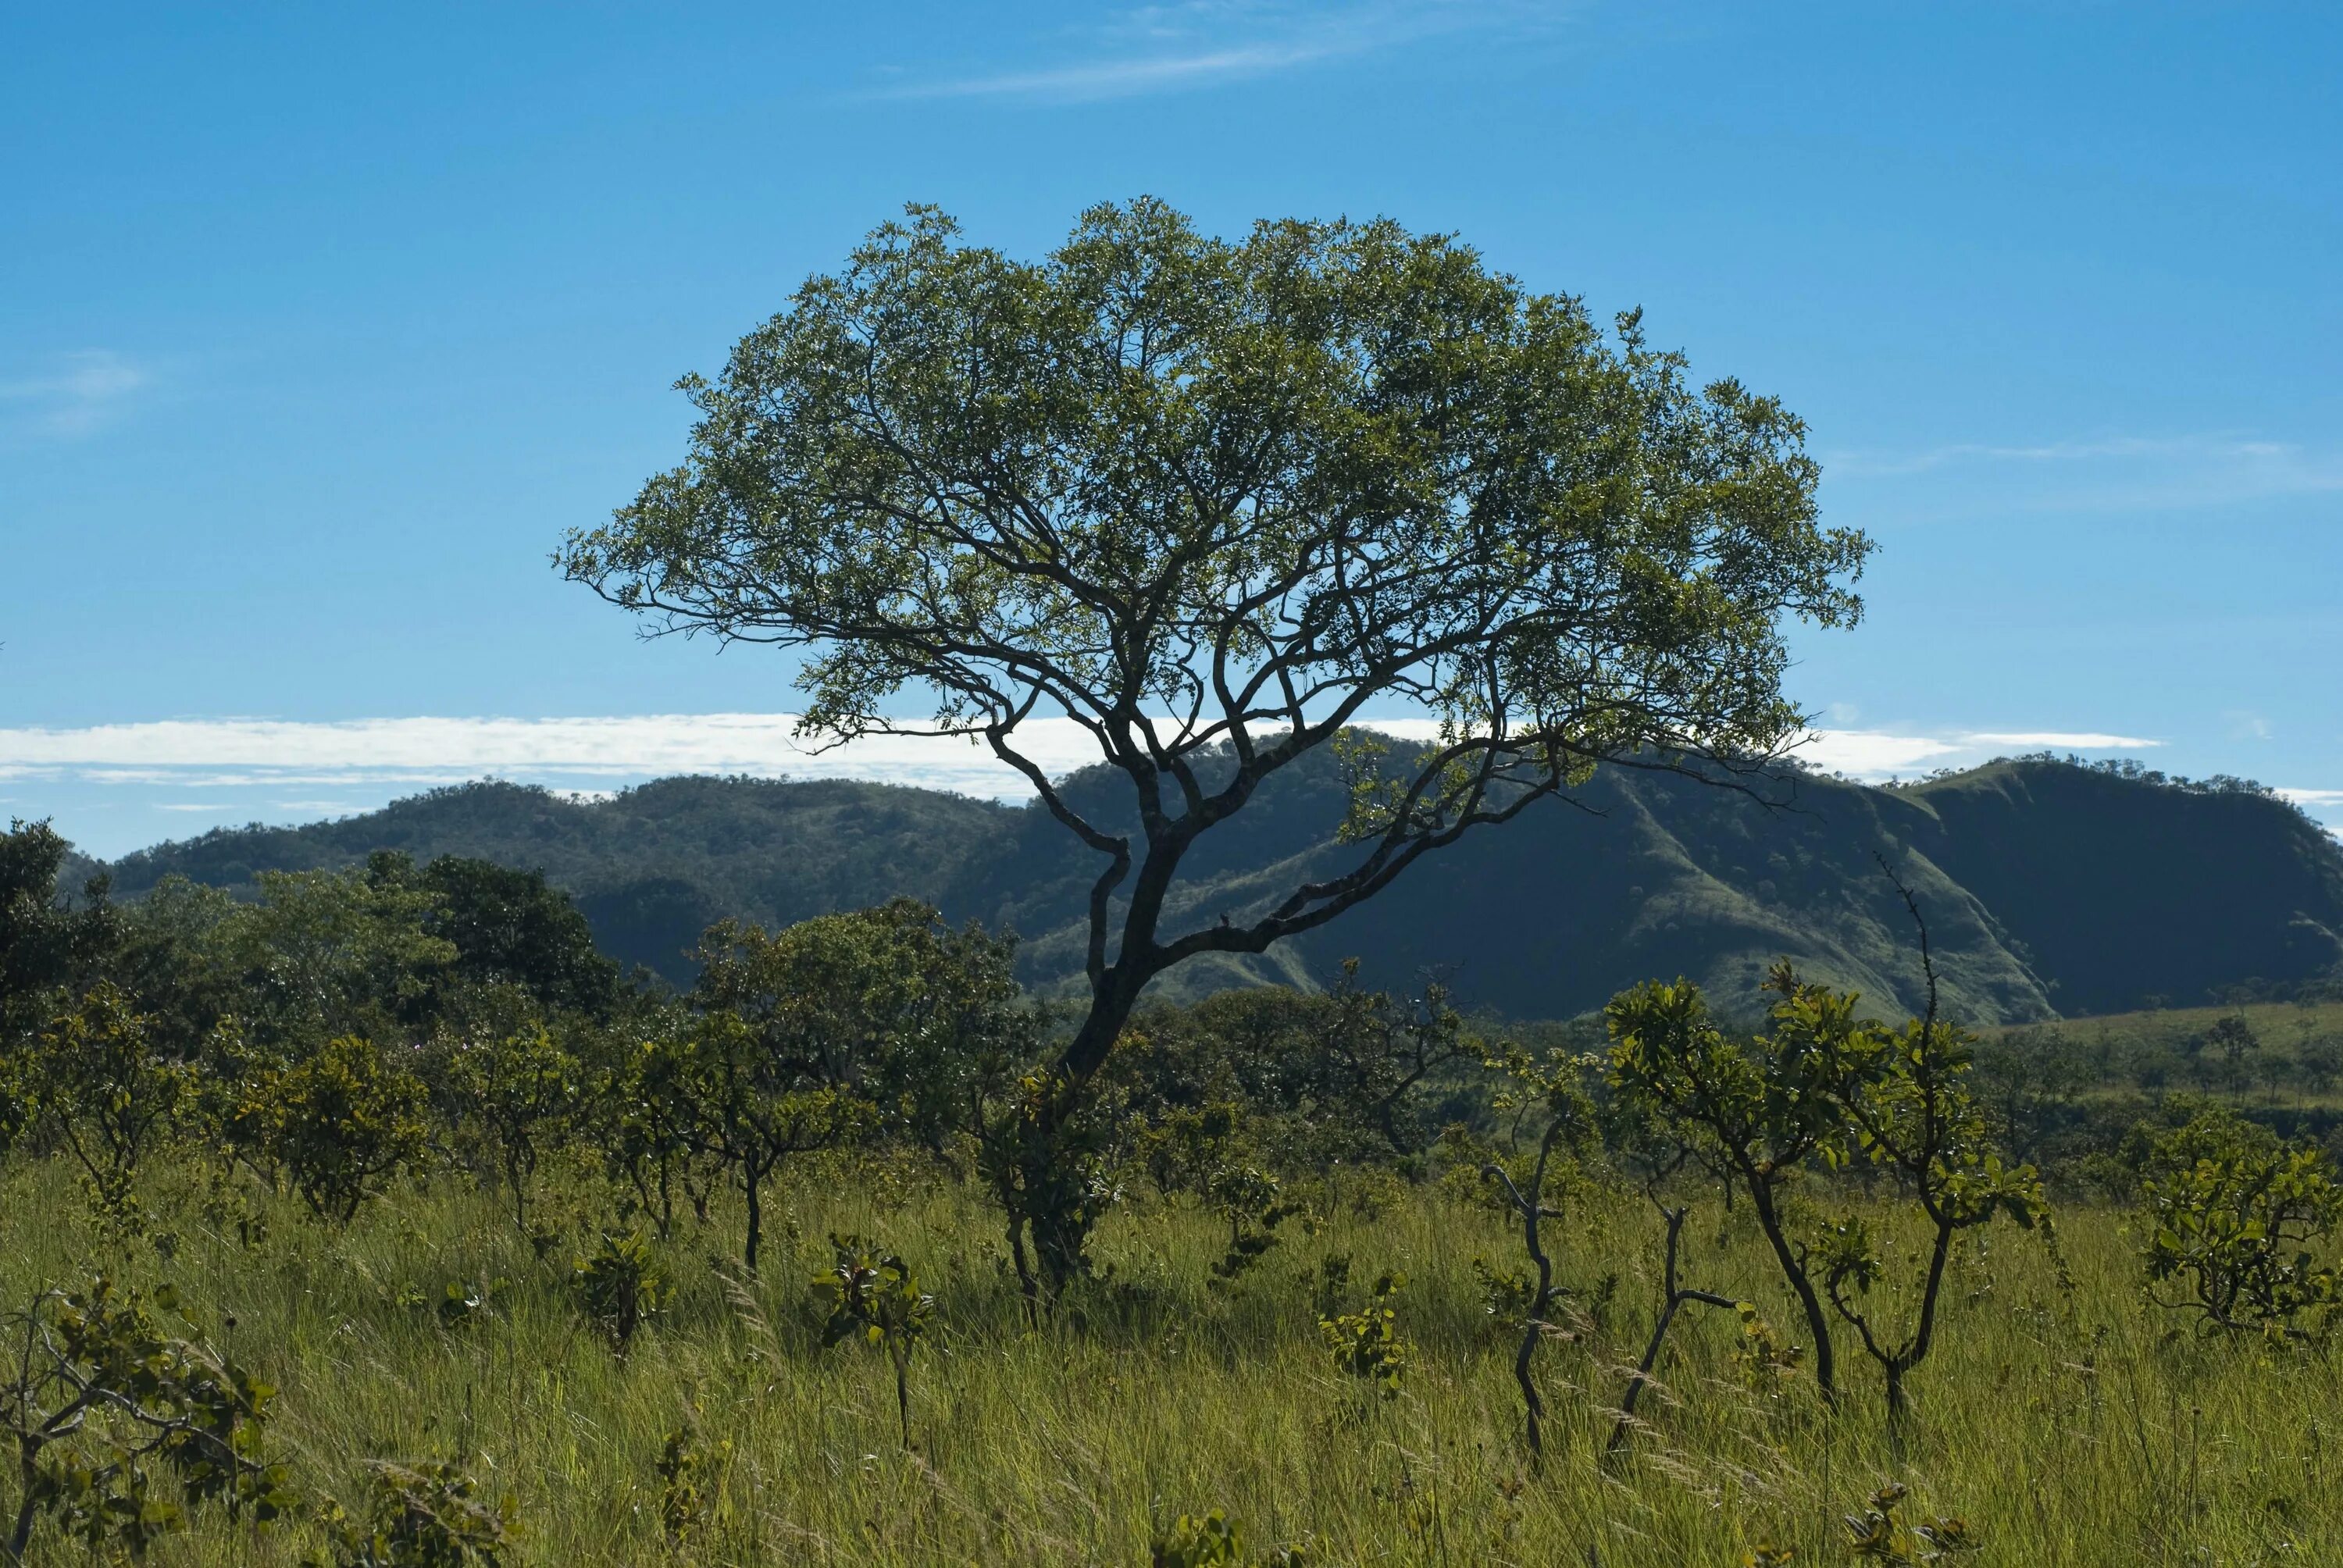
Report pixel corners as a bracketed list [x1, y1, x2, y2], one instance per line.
[4, 1, 2338, 857]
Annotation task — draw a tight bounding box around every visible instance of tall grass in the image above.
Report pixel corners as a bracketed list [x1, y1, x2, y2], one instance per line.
[2, 1151, 2334, 1564]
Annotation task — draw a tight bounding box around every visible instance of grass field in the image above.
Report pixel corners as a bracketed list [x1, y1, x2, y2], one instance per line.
[5, 1149, 2336, 1566]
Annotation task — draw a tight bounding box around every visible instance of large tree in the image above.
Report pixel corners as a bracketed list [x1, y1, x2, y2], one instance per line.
[562, 200, 1868, 1278]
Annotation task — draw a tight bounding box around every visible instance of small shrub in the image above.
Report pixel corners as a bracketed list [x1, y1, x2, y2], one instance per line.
[572, 1231, 671, 1355]
[1841, 1482, 1977, 1562]
[238, 1036, 429, 1224]
[654, 1424, 727, 1545]
[2138, 1106, 2343, 1340]
[1319, 1270, 1409, 1401]
[1151, 1509, 1310, 1566]
[810, 1234, 933, 1446]
[0, 1277, 296, 1561]
[316, 1459, 515, 1567]
[31, 983, 191, 1235]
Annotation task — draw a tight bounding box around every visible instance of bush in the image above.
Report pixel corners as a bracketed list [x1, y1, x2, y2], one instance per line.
[237, 1037, 429, 1224]
[2138, 1105, 2343, 1340]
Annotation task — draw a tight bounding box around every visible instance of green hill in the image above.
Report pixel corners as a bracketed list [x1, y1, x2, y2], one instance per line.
[94, 749, 2343, 1026]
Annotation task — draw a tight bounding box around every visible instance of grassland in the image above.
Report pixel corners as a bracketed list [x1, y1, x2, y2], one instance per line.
[6, 1149, 2335, 1566]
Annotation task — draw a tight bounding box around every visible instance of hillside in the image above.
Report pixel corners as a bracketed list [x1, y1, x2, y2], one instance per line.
[96, 750, 2343, 1025]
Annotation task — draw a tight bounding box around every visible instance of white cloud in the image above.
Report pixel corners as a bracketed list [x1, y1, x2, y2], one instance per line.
[1, 713, 1429, 803]
[1796, 727, 2159, 782]
[1963, 731, 2161, 750]
[883, 0, 1539, 102]
[0, 350, 150, 438]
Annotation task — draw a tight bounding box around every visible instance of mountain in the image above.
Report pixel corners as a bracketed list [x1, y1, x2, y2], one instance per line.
[95, 747, 2343, 1026]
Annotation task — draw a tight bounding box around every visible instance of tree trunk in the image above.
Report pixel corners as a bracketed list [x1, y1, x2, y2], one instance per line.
[1748, 1183, 1837, 1404]
[743, 1159, 767, 1274]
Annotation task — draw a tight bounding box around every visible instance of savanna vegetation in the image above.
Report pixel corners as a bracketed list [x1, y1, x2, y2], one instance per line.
[16, 199, 2343, 1567]
[8, 816, 2343, 1565]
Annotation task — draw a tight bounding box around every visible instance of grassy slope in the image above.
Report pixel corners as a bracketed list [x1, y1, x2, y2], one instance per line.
[8, 1156, 2332, 1565]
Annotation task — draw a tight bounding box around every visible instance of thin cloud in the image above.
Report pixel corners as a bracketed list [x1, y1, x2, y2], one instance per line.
[880, 0, 1533, 102]
[1964, 730, 2160, 750]
[1822, 430, 2343, 513]
[0, 350, 150, 439]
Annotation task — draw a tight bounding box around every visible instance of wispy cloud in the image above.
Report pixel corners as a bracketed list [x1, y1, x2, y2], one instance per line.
[1822, 430, 2343, 514]
[879, 0, 1542, 102]
[0, 351, 151, 439]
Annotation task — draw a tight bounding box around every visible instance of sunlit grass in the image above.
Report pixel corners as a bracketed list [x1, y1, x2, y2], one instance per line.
[2, 1151, 2334, 1564]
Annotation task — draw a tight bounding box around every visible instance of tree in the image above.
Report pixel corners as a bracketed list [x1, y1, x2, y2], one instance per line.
[445, 1026, 580, 1233]
[0, 821, 118, 1051]
[693, 900, 1027, 1162]
[1607, 969, 1882, 1405]
[30, 985, 192, 1234]
[1807, 883, 2044, 1427]
[2203, 1014, 2259, 1093]
[230, 868, 455, 1052]
[1475, 1040, 1597, 1462]
[375, 854, 621, 1024]
[562, 200, 1870, 1285]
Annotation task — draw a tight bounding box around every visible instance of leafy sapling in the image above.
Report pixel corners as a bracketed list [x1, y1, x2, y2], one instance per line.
[1608, 971, 1881, 1406]
[1475, 1042, 1597, 1459]
[1320, 1271, 1410, 1403]
[572, 1231, 672, 1356]
[1815, 872, 2046, 1427]
[810, 1235, 933, 1448]
[0, 1277, 298, 1563]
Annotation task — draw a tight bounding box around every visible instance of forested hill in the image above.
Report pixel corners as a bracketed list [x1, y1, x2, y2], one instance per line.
[95, 750, 2343, 1026]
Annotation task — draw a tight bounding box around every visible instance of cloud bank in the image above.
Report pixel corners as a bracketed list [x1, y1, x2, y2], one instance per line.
[6, 714, 2331, 853]
[4, 713, 2166, 796]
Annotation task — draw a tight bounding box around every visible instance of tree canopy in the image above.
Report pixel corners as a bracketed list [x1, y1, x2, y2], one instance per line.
[561, 199, 1870, 1100]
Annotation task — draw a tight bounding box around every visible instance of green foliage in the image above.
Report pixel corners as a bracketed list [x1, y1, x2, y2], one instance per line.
[1319, 1270, 1410, 1401]
[1150, 1509, 1310, 1567]
[562, 198, 1866, 1314]
[974, 1067, 1116, 1300]
[237, 1036, 429, 1224]
[593, 1030, 716, 1238]
[570, 1231, 670, 1355]
[2138, 1106, 2343, 1340]
[398, 854, 621, 1021]
[1610, 958, 2043, 1418]
[694, 900, 1027, 1160]
[0, 1277, 295, 1561]
[652, 1424, 726, 1545]
[30, 983, 191, 1234]
[315, 1459, 514, 1568]
[234, 866, 456, 1049]
[810, 1234, 933, 1446]
[445, 1025, 579, 1231]
[0, 820, 119, 1051]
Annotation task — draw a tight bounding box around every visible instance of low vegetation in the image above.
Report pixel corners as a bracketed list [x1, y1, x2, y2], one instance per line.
[7, 818, 2343, 1562]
